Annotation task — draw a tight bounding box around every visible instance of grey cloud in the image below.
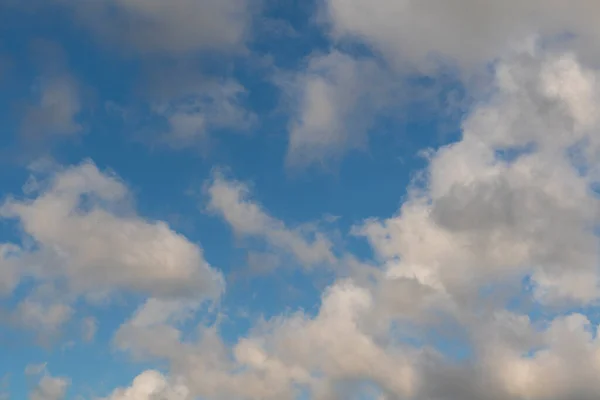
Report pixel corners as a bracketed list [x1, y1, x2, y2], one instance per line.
[56, 0, 253, 55]
[323, 0, 600, 71]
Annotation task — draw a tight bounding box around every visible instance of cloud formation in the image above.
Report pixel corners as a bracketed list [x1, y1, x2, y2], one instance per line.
[3, 1, 600, 399]
[28, 368, 69, 400]
[323, 0, 600, 70]
[0, 161, 224, 339]
[206, 171, 337, 269]
[107, 47, 600, 400]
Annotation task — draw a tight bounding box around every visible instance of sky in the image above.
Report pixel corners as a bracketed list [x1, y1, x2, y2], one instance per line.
[0, 0, 600, 399]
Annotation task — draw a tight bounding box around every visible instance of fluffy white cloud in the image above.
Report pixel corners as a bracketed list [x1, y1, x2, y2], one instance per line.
[358, 49, 600, 305]
[206, 171, 336, 269]
[294, 0, 600, 164]
[1, 161, 224, 300]
[108, 48, 600, 400]
[103, 370, 189, 400]
[112, 281, 414, 400]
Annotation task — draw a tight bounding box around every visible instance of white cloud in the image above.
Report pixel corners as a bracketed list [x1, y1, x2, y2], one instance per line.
[111, 280, 416, 400]
[107, 48, 600, 400]
[206, 171, 336, 269]
[0, 161, 225, 341]
[103, 370, 189, 400]
[1, 160, 224, 301]
[15, 300, 73, 336]
[357, 49, 600, 305]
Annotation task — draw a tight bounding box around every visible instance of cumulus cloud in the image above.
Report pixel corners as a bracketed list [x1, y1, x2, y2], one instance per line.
[103, 370, 189, 400]
[5, 2, 600, 400]
[288, 0, 600, 165]
[0, 161, 224, 336]
[358, 49, 600, 305]
[107, 47, 600, 400]
[206, 171, 336, 269]
[1, 160, 224, 300]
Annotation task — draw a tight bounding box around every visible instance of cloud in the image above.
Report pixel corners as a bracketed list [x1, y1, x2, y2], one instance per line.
[0, 244, 20, 296]
[106, 48, 600, 400]
[55, 0, 253, 55]
[206, 171, 336, 269]
[103, 370, 189, 400]
[0, 160, 224, 302]
[25, 364, 47, 376]
[81, 317, 97, 342]
[111, 279, 417, 400]
[153, 79, 256, 149]
[20, 40, 82, 140]
[357, 49, 600, 305]
[29, 371, 69, 400]
[15, 300, 73, 337]
[281, 51, 395, 167]
[322, 0, 600, 71]
[21, 75, 81, 139]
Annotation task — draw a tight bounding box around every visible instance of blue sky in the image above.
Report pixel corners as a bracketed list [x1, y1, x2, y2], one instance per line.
[1, 1, 600, 400]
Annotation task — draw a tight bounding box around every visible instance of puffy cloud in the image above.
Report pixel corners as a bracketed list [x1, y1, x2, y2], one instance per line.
[282, 51, 395, 167]
[109, 48, 600, 400]
[206, 171, 336, 269]
[29, 372, 69, 400]
[322, 0, 600, 70]
[103, 370, 189, 400]
[485, 313, 600, 400]
[0, 160, 224, 302]
[112, 281, 414, 400]
[53, 0, 252, 55]
[357, 49, 600, 305]
[15, 300, 73, 337]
